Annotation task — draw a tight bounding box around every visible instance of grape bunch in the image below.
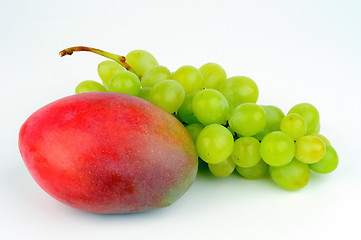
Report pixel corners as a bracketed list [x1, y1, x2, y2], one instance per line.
[60, 46, 338, 191]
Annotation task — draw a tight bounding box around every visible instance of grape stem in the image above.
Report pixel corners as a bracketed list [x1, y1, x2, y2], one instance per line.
[59, 46, 134, 72]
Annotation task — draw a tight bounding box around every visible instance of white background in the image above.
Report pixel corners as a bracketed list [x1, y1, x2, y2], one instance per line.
[1, 0, 360, 239]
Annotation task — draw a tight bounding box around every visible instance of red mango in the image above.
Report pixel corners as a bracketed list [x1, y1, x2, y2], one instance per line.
[19, 92, 198, 214]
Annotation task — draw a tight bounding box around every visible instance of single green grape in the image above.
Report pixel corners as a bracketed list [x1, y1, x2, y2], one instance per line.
[126, 50, 159, 77]
[261, 105, 285, 131]
[312, 133, 330, 144]
[141, 66, 172, 88]
[108, 71, 141, 96]
[192, 89, 229, 125]
[199, 63, 227, 90]
[97, 60, 125, 89]
[269, 158, 310, 191]
[288, 103, 319, 135]
[75, 80, 107, 94]
[295, 135, 326, 164]
[219, 76, 259, 109]
[185, 123, 205, 143]
[196, 124, 234, 164]
[149, 80, 185, 114]
[138, 87, 152, 101]
[229, 103, 267, 137]
[178, 91, 200, 124]
[231, 137, 261, 168]
[259, 131, 295, 166]
[172, 66, 204, 93]
[309, 144, 338, 174]
[208, 157, 235, 177]
[236, 160, 269, 179]
[280, 113, 307, 140]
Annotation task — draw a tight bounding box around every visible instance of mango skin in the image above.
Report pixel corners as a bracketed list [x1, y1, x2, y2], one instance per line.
[19, 92, 198, 214]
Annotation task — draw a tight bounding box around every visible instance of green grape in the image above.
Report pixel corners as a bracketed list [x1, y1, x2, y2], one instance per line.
[208, 157, 235, 177]
[196, 124, 234, 164]
[199, 63, 227, 90]
[236, 160, 269, 179]
[138, 87, 152, 101]
[149, 80, 185, 114]
[231, 137, 261, 168]
[253, 105, 284, 141]
[280, 113, 307, 140]
[126, 50, 159, 77]
[309, 144, 338, 174]
[288, 103, 319, 135]
[192, 89, 229, 125]
[312, 133, 330, 145]
[269, 158, 310, 190]
[75, 80, 107, 94]
[97, 60, 125, 88]
[295, 135, 326, 164]
[219, 76, 259, 109]
[261, 105, 285, 131]
[172, 66, 204, 93]
[313, 121, 320, 134]
[259, 131, 295, 166]
[108, 71, 141, 96]
[185, 123, 205, 143]
[229, 103, 267, 137]
[141, 66, 171, 88]
[178, 91, 200, 124]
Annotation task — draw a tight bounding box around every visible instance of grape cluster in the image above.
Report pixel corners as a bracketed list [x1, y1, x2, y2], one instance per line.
[61, 46, 338, 191]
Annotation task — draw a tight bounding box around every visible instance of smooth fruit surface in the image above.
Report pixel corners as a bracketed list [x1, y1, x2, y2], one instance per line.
[149, 80, 185, 114]
[231, 137, 261, 168]
[269, 159, 310, 190]
[229, 103, 267, 137]
[141, 66, 171, 88]
[172, 66, 204, 93]
[199, 63, 227, 90]
[19, 92, 198, 214]
[108, 71, 141, 96]
[288, 103, 319, 135]
[259, 131, 295, 166]
[261, 105, 285, 131]
[219, 76, 259, 109]
[295, 135, 326, 164]
[280, 113, 307, 140]
[208, 157, 235, 177]
[75, 80, 107, 94]
[196, 124, 234, 164]
[97, 60, 125, 88]
[236, 160, 269, 179]
[192, 89, 229, 125]
[125, 50, 159, 77]
[309, 144, 338, 174]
